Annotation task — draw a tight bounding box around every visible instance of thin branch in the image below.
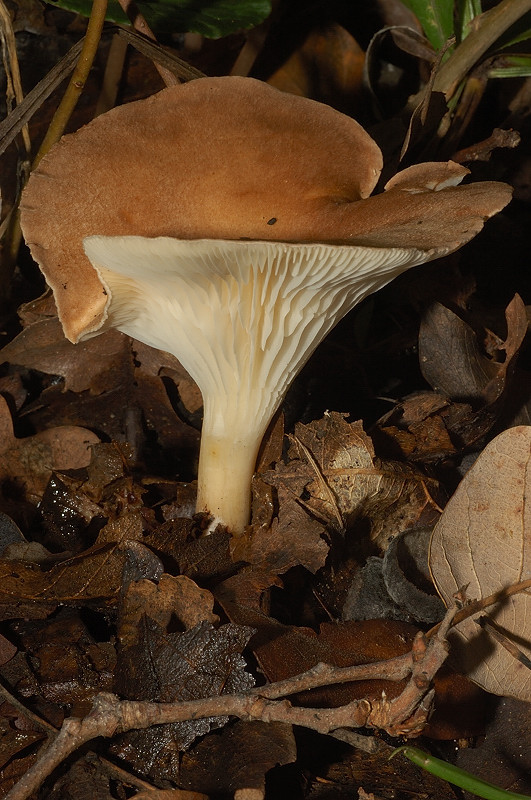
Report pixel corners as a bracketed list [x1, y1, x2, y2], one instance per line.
[115, 0, 179, 87]
[32, 0, 108, 169]
[428, 577, 531, 638]
[3, 620, 456, 800]
[4, 693, 371, 800]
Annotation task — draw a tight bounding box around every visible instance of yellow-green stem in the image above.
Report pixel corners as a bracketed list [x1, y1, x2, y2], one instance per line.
[32, 0, 108, 169]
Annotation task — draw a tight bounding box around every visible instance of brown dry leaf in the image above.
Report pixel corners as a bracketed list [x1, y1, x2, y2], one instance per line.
[113, 618, 255, 780]
[430, 426, 531, 701]
[134, 790, 208, 799]
[374, 296, 528, 462]
[119, 574, 219, 647]
[419, 295, 527, 403]
[134, 340, 202, 414]
[0, 395, 99, 504]
[0, 539, 132, 613]
[12, 609, 115, 712]
[232, 490, 329, 577]
[179, 720, 296, 796]
[266, 412, 441, 549]
[0, 317, 132, 394]
[0, 710, 44, 771]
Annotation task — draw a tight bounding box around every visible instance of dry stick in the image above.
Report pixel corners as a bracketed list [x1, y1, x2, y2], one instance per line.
[95, 32, 129, 116]
[0, 29, 202, 161]
[115, 0, 179, 87]
[0, 0, 31, 293]
[0, 679, 162, 795]
[433, 0, 531, 99]
[5, 693, 372, 800]
[427, 577, 531, 638]
[32, 0, 108, 169]
[0, 0, 30, 156]
[0, 40, 83, 159]
[114, 26, 205, 81]
[5, 623, 456, 800]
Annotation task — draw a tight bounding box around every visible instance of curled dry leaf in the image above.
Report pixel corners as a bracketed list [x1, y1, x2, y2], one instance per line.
[429, 426, 531, 701]
[419, 294, 527, 404]
[266, 412, 441, 549]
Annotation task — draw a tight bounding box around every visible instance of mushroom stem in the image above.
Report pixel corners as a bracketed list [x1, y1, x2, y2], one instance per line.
[83, 235, 429, 537]
[195, 422, 261, 535]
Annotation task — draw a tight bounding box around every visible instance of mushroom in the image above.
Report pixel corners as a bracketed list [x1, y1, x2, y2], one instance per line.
[20, 77, 512, 535]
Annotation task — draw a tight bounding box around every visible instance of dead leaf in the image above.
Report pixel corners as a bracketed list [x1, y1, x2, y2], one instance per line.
[267, 22, 364, 116]
[180, 720, 296, 795]
[419, 295, 527, 403]
[0, 318, 132, 395]
[0, 395, 99, 504]
[113, 618, 255, 780]
[134, 790, 208, 800]
[119, 574, 219, 647]
[232, 490, 329, 577]
[0, 539, 135, 614]
[11, 609, 115, 713]
[430, 426, 531, 701]
[0, 709, 44, 771]
[266, 412, 441, 549]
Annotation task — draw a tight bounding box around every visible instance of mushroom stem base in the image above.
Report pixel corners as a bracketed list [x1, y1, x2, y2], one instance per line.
[196, 430, 261, 537]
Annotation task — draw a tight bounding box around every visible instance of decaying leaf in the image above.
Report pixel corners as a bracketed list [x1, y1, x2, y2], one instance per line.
[232, 489, 329, 577]
[113, 617, 255, 780]
[119, 574, 219, 645]
[265, 412, 441, 549]
[0, 541, 131, 613]
[419, 295, 527, 404]
[375, 295, 528, 462]
[430, 426, 531, 701]
[0, 395, 99, 504]
[179, 720, 296, 796]
[0, 317, 132, 394]
[267, 22, 365, 115]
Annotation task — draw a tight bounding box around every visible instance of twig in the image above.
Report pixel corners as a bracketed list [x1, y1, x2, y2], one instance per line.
[0, 39, 83, 159]
[252, 652, 413, 700]
[0, 0, 31, 293]
[4, 626, 454, 800]
[95, 32, 128, 116]
[114, 27, 205, 81]
[5, 692, 372, 800]
[428, 577, 531, 638]
[366, 606, 455, 736]
[115, 0, 178, 87]
[32, 0, 108, 169]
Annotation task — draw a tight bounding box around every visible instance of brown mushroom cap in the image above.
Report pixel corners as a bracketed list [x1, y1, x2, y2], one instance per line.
[20, 76, 512, 342]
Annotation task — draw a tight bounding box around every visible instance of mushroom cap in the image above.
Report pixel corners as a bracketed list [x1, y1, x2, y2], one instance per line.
[20, 76, 512, 342]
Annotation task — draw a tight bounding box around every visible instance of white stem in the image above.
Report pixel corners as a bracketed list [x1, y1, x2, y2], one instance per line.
[195, 424, 262, 536]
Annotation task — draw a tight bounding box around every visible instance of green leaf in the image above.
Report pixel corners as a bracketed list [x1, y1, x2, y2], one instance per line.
[46, 0, 272, 39]
[489, 53, 531, 78]
[401, 0, 455, 50]
[492, 10, 531, 48]
[455, 0, 482, 43]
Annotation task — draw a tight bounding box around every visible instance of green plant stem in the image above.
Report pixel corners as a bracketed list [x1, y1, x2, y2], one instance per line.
[433, 0, 531, 98]
[32, 0, 108, 169]
[392, 747, 531, 800]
